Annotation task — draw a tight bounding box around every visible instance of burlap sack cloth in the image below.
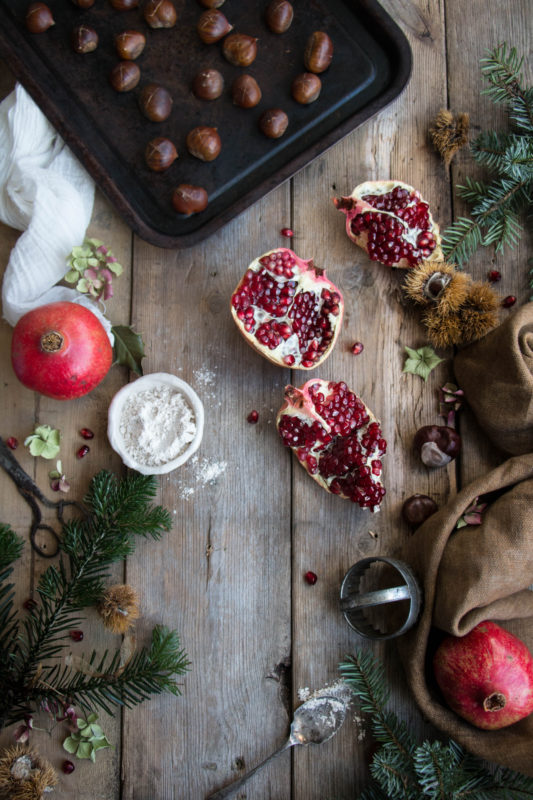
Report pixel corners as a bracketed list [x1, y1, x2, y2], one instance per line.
[454, 302, 533, 455]
[397, 453, 533, 775]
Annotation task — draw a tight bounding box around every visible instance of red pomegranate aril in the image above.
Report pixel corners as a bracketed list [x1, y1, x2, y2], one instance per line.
[69, 629, 84, 642]
[23, 598, 37, 611]
[80, 427, 94, 440]
[6, 436, 18, 449]
[502, 295, 516, 308]
[247, 410, 259, 423]
[351, 342, 364, 355]
[304, 570, 318, 585]
[488, 269, 501, 282]
[77, 445, 90, 459]
[281, 227, 294, 238]
[62, 760, 75, 775]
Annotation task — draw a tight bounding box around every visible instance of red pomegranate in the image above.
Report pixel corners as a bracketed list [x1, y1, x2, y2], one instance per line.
[276, 379, 386, 510]
[230, 247, 343, 369]
[333, 180, 442, 268]
[433, 620, 533, 730]
[11, 301, 113, 400]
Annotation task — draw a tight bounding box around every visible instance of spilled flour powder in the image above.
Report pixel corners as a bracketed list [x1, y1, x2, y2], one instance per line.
[120, 385, 196, 466]
[297, 679, 365, 741]
[175, 455, 228, 500]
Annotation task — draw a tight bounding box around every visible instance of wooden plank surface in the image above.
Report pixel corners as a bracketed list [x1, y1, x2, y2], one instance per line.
[0, 0, 531, 797]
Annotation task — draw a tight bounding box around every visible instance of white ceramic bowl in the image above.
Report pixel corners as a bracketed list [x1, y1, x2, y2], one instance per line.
[107, 372, 204, 475]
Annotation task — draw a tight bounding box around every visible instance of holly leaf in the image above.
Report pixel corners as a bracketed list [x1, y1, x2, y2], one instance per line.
[112, 325, 146, 376]
[403, 346, 445, 381]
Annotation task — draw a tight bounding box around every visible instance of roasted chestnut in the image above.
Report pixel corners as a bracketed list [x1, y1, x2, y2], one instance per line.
[145, 137, 178, 172]
[222, 33, 258, 66]
[172, 184, 208, 215]
[304, 31, 333, 73]
[186, 126, 221, 161]
[291, 72, 321, 104]
[199, 0, 224, 6]
[71, 0, 95, 7]
[143, 0, 177, 28]
[110, 61, 141, 92]
[115, 30, 146, 60]
[197, 9, 233, 43]
[25, 2, 54, 33]
[71, 25, 98, 54]
[110, 0, 139, 9]
[414, 425, 461, 468]
[258, 108, 288, 139]
[192, 69, 224, 100]
[231, 74, 262, 108]
[402, 494, 438, 528]
[138, 84, 173, 122]
[265, 0, 293, 33]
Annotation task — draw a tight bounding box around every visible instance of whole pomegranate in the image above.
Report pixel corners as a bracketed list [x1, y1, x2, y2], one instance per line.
[230, 248, 343, 369]
[11, 302, 113, 400]
[276, 379, 386, 510]
[433, 621, 533, 730]
[333, 180, 442, 268]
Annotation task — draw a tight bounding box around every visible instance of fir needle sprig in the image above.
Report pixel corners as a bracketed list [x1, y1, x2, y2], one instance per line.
[339, 649, 533, 799]
[442, 43, 533, 269]
[0, 470, 190, 729]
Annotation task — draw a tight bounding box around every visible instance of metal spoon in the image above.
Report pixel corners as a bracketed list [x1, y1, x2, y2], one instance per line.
[206, 695, 346, 799]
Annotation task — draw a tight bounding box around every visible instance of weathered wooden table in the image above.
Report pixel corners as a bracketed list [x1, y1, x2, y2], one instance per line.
[0, 1, 531, 797]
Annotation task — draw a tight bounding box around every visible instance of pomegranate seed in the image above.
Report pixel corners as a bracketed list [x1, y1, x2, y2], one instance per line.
[23, 598, 37, 611]
[280, 227, 293, 238]
[304, 571, 318, 585]
[502, 295, 516, 308]
[6, 436, 18, 450]
[351, 342, 364, 355]
[488, 269, 501, 283]
[80, 427, 94, 440]
[69, 630, 84, 642]
[77, 445, 90, 459]
[62, 760, 75, 775]
[247, 410, 259, 423]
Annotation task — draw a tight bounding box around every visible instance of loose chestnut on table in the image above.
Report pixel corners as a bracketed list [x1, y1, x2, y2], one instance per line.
[138, 84, 173, 122]
[304, 31, 334, 73]
[232, 75, 262, 108]
[25, 2, 54, 33]
[192, 69, 225, 100]
[292, 73, 321, 104]
[222, 33, 258, 66]
[115, 30, 146, 60]
[172, 184, 208, 215]
[143, 0, 177, 29]
[265, 0, 294, 33]
[145, 137, 178, 172]
[259, 108, 289, 139]
[71, 25, 98, 54]
[110, 61, 141, 92]
[402, 494, 438, 527]
[197, 9, 233, 43]
[414, 424, 461, 468]
[186, 127, 221, 161]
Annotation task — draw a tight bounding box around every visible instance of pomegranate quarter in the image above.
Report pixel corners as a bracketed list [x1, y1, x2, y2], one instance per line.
[334, 180, 442, 268]
[231, 248, 343, 369]
[277, 379, 386, 511]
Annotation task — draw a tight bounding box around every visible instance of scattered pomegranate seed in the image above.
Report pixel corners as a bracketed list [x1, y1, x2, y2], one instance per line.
[77, 445, 90, 459]
[80, 427, 94, 440]
[280, 227, 293, 238]
[351, 342, 364, 355]
[488, 269, 501, 282]
[23, 598, 37, 611]
[247, 410, 259, 423]
[69, 630, 84, 642]
[6, 436, 18, 450]
[304, 571, 318, 585]
[502, 295, 517, 308]
[62, 760, 75, 775]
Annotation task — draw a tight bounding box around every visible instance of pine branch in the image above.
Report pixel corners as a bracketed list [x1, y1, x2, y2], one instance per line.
[480, 43, 524, 105]
[441, 217, 484, 266]
[0, 523, 24, 572]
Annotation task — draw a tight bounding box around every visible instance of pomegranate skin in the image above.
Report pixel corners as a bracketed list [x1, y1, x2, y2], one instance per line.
[11, 302, 113, 400]
[333, 180, 442, 269]
[433, 621, 533, 730]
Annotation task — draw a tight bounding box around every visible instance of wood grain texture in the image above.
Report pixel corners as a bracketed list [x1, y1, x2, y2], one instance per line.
[0, 0, 531, 797]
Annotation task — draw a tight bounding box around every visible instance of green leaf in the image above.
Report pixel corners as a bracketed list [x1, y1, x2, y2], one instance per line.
[28, 439, 46, 457]
[76, 278, 91, 294]
[77, 718, 87, 729]
[86, 712, 98, 724]
[92, 736, 111, 751]
[90, 723, 103, 737]
[63, 736, 79, 754]
[403, 346, 444, 381]
[76, 742, 93, 759]
[108, 262, 123, 276]
[64, 269, 80, 283]
[112, 325, 146, 376]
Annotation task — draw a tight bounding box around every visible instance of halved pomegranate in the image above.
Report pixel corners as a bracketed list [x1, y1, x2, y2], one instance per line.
[333, 180, 442, 268]
[230, 248, 343, 369]
[276, 379, 386, 511]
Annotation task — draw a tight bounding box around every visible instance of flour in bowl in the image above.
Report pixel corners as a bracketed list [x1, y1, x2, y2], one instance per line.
[119, 385, 197, 466]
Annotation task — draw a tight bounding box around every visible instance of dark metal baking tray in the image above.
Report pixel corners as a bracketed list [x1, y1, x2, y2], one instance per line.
[0, 0, 411, 249]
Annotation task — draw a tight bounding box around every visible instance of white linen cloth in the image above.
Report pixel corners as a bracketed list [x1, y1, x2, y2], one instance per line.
[0, 83, 113, 341]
